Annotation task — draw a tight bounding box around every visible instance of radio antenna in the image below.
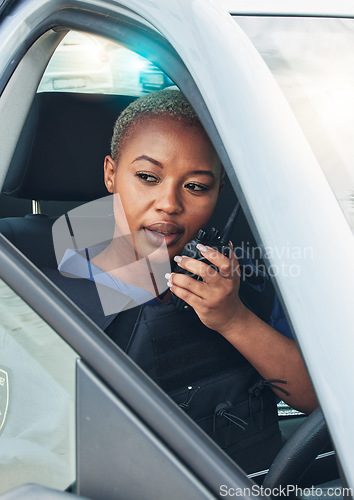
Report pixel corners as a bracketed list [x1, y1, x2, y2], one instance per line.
[220, 201, 241, 245]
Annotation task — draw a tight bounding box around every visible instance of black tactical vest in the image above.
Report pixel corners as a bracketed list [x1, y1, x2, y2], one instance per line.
[44, 267, 283, 473]
[105, 300, 284, 474]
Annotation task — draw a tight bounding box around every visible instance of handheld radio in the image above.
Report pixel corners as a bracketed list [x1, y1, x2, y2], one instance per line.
[171, 202, 240, 310]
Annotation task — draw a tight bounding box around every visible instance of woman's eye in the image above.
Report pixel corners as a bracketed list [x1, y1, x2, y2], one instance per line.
[136, 172, 159, 183]
[185, 182, 209, 192]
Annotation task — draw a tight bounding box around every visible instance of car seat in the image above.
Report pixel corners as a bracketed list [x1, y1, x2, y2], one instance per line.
[0, 92, 136, 268]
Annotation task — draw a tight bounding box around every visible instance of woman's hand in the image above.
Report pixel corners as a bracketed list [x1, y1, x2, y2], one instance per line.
[166, 243, 246, 334]
[167, 244, 318, 414]
[167, 243, 318, 414]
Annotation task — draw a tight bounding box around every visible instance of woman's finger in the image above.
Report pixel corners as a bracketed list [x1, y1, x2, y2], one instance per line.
[166, 276, 205, 310]
[173, 255, 219, 282]
[165, 271, 206, 298]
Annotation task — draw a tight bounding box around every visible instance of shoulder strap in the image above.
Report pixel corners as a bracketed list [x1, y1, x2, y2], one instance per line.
[42, 267, 116, 329]
[104, 304, 143, 352]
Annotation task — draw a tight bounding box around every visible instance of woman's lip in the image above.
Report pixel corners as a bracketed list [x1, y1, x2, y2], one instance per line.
[143, 227, 183, 247]
[144, 222, 183, 234]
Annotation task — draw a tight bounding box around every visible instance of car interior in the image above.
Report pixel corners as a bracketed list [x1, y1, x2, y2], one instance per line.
[0, 89, 276, 315]
[0, 25, 343, 498]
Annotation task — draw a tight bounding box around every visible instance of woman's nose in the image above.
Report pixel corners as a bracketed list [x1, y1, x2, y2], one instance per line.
[154, 184, 183, 215]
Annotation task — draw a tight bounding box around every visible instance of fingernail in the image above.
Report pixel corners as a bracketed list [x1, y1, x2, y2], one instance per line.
[167, 281, 173, 288]
[174, 256, 182, 263]
[229, 240, 234, 250]
[165, 273, 171, 280]
[196, 244, 208, 252]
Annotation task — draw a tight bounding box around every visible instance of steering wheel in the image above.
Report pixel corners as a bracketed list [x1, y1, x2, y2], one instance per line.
[263, 407, 331, 490]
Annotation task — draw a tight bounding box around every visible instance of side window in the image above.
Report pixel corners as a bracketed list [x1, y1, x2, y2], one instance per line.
[0, 279, 78, 495]
[37, 30, 172, 97]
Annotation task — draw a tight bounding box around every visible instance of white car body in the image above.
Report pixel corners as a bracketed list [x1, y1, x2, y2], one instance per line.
[0, 0, 353, 498]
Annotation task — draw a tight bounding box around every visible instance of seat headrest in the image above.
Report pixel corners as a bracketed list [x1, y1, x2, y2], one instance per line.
[2, 92, 136, 201]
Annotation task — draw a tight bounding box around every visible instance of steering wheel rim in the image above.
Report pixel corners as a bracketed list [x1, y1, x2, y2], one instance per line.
[263, 407, 330, 490]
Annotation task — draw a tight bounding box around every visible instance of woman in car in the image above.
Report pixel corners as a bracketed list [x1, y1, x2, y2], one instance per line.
[54, 89, 317, 472]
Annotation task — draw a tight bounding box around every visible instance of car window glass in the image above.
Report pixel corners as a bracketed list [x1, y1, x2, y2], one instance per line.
[37, 30, 173, 96]
[234, 17, 354, 235]
[0, 278, 78, 495]
[0, 25, 314, 480]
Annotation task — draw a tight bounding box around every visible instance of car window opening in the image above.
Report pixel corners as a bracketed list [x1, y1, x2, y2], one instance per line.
[0, 22, 342, 496]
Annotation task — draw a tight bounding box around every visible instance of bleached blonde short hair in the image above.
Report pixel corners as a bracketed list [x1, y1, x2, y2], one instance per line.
[110, 89, 203, 160]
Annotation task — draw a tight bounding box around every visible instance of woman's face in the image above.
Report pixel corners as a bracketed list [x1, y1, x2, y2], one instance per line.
[104, 115, 223, 261]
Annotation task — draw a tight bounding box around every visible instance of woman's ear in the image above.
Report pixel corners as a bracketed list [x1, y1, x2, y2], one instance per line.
[104, 155, 117, 193]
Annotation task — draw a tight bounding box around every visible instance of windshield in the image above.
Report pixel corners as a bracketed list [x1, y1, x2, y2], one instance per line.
[234, 16, 354, 234]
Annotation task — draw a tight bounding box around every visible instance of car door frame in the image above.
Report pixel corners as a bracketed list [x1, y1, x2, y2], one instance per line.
[1, 0, 354, 492]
